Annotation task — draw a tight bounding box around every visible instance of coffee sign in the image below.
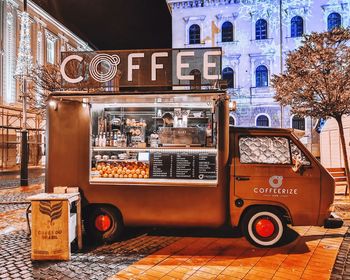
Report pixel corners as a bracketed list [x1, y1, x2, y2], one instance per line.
[60, 48, 222, 89]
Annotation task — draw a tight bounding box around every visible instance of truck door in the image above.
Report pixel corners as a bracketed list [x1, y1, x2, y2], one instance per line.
[233, 133, 320, 226]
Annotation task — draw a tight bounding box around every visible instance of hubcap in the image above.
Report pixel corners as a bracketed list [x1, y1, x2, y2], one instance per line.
[255, 218, 275, 238]
[95, 214, 112, 232]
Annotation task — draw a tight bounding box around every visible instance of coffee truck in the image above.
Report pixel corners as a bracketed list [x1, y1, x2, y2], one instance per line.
[46, 48, 342, 247]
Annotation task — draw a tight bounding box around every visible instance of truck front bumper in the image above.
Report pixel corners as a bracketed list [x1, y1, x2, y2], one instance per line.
[324, 212, 344, 228]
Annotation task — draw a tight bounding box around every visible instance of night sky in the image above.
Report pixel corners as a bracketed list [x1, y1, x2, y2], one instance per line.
[32, 0, 172, 50]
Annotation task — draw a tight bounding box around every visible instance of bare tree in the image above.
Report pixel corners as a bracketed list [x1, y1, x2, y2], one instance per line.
[272, 28, 350, 194]
[27, 60, 105, 115]
[24, 64, 61, 115]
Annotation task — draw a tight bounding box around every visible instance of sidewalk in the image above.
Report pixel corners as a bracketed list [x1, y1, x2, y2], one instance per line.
[110, 226, 346, 280]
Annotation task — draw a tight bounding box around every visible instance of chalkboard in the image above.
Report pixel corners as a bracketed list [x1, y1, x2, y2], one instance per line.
[150, 151, 217, 180]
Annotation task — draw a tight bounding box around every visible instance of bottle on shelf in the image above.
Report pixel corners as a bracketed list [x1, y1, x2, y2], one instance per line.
[102, 132, 106, 147]
[121, 134, 127, 148]
[113, 132, 118, 147]
[206, 121, 212, 147]
[106, 132, 110, 147]
[98, 132, 103, 147]
[95, 134, 99, 147]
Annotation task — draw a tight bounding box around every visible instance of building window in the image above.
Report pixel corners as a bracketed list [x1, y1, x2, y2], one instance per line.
[328, 12, 341, 31]
[222, 67, 234, 88]
[255, 65, 268, 87]
[189, 24, 200, 44]
[291, 16, 304, 37]
[255, 19, 267, 40]
[190, 69, 201, 90]
[46, 38, 55, 64]
[221, 21, 233, 42]
[229, 116, 235, 126]
[292, 116, 305, 130]
[256, 115, 269, 127]
[37, 31, 43, 65]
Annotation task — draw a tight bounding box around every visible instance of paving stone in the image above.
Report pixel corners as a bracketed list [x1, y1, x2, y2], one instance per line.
[331, 227, 350, 279]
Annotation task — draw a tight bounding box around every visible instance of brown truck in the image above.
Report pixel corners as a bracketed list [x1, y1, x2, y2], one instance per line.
[47, 90, 342, 247]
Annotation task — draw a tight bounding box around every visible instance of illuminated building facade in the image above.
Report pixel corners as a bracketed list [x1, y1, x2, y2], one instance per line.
[166, 0, 350, 155]
[0, 0, 92, 167]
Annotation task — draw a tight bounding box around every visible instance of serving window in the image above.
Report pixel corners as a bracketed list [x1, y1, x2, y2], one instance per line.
[89, 94, 219, 185]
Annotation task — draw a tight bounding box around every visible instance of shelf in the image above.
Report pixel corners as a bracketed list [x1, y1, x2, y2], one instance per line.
[95, 159, 139, 163]
[92, 147, 217, 152]
[90, 177, 218, 186]
[152, 117, 208, 120]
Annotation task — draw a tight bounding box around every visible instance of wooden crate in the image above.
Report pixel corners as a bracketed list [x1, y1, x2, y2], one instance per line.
[28, 193, 81, 261]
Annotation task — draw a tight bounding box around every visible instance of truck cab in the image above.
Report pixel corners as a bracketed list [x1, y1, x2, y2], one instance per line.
[229, 126, 342, 246]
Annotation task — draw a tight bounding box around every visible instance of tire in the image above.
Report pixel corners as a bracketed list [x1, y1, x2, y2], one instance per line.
[241, 206, 286, 247]
[84, 205, 124, 244]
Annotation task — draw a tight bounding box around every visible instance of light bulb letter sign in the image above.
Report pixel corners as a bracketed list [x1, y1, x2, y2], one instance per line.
[128, 53, 145, 82]
[176, 51, 195, 80]
[60, 54, 84, 83]
[151, 52, 168, 81]
[203, 50, 221, 80]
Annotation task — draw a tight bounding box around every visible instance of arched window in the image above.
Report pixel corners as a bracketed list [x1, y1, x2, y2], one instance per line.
[256, 65, 268, 87]
[190, 69, 201, 90]
[189, 24, 200, 44]
[222, 21, 233, 42]
[222, 67, 234, 88]
[292, 116, 305, 130]
[229, 116, 235, 126]
[328, 12, 341, 31]
[255, 19, 267, 40]
[256, 115, 269, 127]
[291, 16, 304, 37]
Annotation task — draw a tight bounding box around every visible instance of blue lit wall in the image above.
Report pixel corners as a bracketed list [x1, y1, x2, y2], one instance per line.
[167, 0, 350, 130]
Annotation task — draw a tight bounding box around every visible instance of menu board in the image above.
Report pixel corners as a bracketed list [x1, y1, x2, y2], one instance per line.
[175, 153, 196, 179]
[197, 153, 217, 180]
[150, 152, 174, 178]
[150, 151, 217, 180]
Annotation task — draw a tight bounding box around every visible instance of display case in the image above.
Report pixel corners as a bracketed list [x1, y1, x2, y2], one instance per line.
[89, 94, 219, 185]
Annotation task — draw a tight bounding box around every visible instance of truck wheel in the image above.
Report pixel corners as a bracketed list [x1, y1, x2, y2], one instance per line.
[84, 205, 124, 244]
[241, 207, 285, 247]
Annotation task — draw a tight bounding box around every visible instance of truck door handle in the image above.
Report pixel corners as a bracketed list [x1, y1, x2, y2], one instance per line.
[236, 176, 250, 181]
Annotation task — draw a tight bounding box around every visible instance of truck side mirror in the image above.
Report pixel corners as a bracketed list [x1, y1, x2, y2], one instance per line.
[229, 101, 236, 112]
[292, 155, 304, 175]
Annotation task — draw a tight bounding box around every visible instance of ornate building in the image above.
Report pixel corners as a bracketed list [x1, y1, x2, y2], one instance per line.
[0, 0, 92, 168]
[166, 0, 350, 155]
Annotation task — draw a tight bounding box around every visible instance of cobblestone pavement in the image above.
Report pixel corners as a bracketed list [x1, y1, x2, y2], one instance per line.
[0, 177, 45, 188]
[331, 227, 350, 280]
[0, 185, 180, 280]
[330, 195, 350, 279]
[0, 229, 179, 280]
[0, 168, 45, 188]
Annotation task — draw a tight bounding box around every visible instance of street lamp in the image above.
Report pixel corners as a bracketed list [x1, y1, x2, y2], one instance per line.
[14, 0, 33, 186]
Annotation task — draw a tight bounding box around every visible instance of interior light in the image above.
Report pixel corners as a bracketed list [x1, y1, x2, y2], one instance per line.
[82, 97, 89, 108]
[49, 100, 57, 110]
